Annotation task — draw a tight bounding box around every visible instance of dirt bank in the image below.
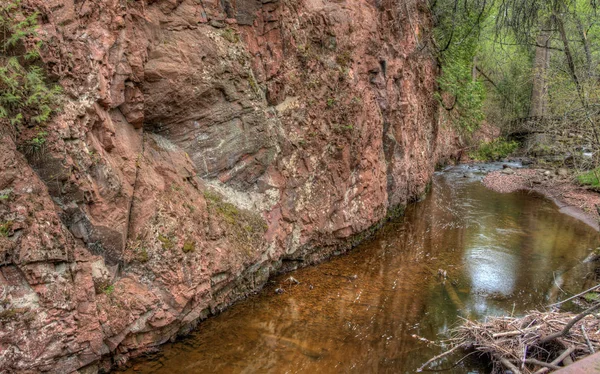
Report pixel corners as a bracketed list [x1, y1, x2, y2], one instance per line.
[483, 167, 600, 231]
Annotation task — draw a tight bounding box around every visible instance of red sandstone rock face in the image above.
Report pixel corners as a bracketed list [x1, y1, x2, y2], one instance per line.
[0, 0, 460, 372]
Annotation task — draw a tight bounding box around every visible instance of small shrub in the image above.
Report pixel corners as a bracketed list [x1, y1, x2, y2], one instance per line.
[469, 138, 519, 161]
[221, 27, 239, 43]
[103, 285, 114, 295]
[577, 168, 600, 189]
[584, 292, 600, 302]
[0, 1, 62, 129]
[203, 190, 222, 203]
[247, 74, 260, 95]
[0, 307, 28, 322]
[182, 240, 195, 253]
[203, 189, 267, 255]
[0, 221, 13, 237]
[29, 130, 47, 148]
[137, 247, 149, 263]
[332, 124, 354, 135]
[335, 49, 352, 68]
[0, 189, 10, 200]
[158, 234, 174, 250]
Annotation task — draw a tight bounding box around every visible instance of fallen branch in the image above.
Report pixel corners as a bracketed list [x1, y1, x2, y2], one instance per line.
[533, 347, 575, 374]
[497, 355, 521, 374]
[493, 326, 539, 338]
[521, 358, 561, 370]
[548, 284, 600, 307]
[540, 303, 600, 344]
[416, 343, 465, 372]
[581, 325, 595, 354]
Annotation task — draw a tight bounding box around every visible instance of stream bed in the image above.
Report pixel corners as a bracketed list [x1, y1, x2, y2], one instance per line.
[124, 164, 599, 373]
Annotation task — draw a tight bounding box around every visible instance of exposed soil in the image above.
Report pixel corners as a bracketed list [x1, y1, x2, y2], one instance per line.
[483, 167, 600, 231]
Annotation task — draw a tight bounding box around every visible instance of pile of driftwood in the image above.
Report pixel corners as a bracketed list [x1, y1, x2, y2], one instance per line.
[419, 302, 600, 373]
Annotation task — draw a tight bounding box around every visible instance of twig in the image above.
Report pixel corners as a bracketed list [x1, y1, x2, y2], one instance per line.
[419, 351, 480, 372]
[497, 354, 522, 374]
[533, 347, 575, 374]
[522, 358, 561, 370]
[492, 326, 539, 338]
[521, 345, 528, 370]
[540, 303, 600, 344]
[416, 344, 465, 372]
[548, 284, 600, 307]
[553, 272, 567, 295]
[581, 325, 595, 353]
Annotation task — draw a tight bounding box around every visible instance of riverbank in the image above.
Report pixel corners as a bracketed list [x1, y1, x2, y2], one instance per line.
[122, 164, 600, 373]
[482, 166, 600, 231]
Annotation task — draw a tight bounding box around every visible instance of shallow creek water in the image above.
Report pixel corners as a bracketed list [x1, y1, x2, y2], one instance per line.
[125, 164, 599, 373]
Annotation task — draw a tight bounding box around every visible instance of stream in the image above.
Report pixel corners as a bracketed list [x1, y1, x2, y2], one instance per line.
[124, 163, 599, 373]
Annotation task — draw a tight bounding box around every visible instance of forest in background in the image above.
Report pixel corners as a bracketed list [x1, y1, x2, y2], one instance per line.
[430, 0, 600, 173]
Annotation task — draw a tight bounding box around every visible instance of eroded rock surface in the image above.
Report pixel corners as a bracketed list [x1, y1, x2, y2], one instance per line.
[0, 0, 460, 372]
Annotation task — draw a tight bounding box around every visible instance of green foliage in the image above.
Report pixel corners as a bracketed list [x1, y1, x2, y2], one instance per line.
[28, 129, 47, 148]
[221, 27, 239, 43]
[247, 74, 259, 94]
[0, 220, 12, 237]
[158, 234, 175, 250]
[432, 0, 600, 146]
[335, 49, 352, 68]
[0, 189, 10, 200]
[0, 307, 28, 322]
[136, 247, 149, 263]
[469, 138, 519, 161]
[0, 0, 62, 129]
[432, 0, 489, 133]
[477, 29, 533, 123]
[103, 285, 115, 295]
[333, 124, 354, 134]
[576, 168, 600, 189]
[182, 240, 195, 253]
[203, 189, 267, 255]
[584, 292, 600, 302]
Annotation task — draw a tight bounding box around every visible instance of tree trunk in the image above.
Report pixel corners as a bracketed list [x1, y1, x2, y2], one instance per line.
[529, 27, 551, 118]
[555, 11, 600, 146]
[575, 17, 593, 79]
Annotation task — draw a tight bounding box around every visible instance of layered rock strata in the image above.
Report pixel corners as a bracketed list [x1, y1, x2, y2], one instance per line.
[0, 0, 459, 372]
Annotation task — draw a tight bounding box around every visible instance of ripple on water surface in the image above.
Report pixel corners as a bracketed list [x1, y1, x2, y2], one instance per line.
[123, 164, 599, 374]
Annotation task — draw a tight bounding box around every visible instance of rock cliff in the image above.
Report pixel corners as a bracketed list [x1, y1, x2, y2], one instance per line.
[0, 0, 459, 372]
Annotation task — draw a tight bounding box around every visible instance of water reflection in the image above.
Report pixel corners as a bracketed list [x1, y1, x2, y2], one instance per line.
[124, 164, 599, 374]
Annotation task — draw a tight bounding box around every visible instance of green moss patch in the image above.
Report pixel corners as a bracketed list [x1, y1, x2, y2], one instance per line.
[469, 138, 519, 161]
[203, 190, 267, 255]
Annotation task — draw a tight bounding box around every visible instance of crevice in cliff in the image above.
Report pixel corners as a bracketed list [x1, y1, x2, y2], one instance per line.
[125, 130, 144, 247]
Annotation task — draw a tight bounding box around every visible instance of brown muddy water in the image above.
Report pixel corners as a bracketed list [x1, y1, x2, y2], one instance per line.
[124, 164, 599, 373]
